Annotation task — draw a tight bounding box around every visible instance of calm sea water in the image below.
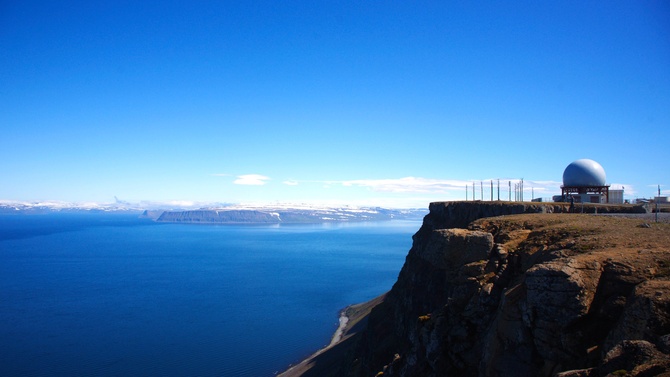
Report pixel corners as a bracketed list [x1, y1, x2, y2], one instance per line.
[0, 213, 421, 377]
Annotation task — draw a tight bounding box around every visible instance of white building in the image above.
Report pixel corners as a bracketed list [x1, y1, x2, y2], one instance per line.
[609, 189, 624, 204]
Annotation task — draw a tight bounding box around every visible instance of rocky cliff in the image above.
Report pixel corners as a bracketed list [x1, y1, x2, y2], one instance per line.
[282, 201, 669, 377]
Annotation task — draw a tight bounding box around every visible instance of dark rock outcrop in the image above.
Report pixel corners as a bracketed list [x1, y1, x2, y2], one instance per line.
[424, 201, 647, 231]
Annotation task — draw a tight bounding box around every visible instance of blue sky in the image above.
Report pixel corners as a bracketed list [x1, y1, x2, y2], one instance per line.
[1, 1, 668, 208]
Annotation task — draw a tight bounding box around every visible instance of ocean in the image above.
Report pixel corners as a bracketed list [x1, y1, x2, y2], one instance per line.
[0, 213, 421, 376]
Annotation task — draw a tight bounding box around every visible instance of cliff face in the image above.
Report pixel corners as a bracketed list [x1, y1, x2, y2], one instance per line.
[317, 202, 669, 377]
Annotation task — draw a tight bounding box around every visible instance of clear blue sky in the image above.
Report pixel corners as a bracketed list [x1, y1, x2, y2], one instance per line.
[1, 1, 668, 208]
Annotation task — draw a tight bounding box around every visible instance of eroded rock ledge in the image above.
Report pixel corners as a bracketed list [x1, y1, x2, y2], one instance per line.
[281, 201, 670, 377]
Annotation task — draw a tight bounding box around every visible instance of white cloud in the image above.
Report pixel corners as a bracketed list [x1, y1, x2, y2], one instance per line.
[322, 177, 575, 201]
[283, 180, 299, 186]
[233, 174, 271, 186]
[339, 177, 470, 193]
[282, 177, 572, 200]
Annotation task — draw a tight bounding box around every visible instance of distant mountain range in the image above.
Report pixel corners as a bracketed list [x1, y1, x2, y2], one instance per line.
[0, 200, 147, 213]
[0, 200, 427, 223]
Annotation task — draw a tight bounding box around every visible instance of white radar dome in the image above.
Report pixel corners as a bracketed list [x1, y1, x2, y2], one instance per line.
[562, 159, 606, 187]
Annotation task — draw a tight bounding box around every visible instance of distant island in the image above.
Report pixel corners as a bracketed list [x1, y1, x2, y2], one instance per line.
[144, 207, 427, 223]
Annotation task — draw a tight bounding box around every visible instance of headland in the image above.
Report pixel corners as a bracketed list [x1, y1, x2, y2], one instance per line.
[280, 201, 670, 377]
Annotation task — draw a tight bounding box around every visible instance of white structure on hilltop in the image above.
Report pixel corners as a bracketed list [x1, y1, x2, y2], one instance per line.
[609, 189, 624, 204]
[560, 159, 611, 203]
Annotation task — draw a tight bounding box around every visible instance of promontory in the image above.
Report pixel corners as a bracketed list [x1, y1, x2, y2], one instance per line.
[281, 201, 670, 377]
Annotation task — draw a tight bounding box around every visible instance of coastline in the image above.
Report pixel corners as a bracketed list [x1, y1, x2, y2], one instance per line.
[278, 293, 386, 377]
[329, 312, 349, 347]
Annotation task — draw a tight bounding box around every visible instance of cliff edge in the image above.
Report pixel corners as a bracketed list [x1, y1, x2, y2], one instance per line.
[281, 201, 669, 377]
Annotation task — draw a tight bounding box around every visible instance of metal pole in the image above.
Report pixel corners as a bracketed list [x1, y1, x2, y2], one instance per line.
[508, 181, 511, 201]
[657, 185, 660, 223]
[497, 179, 500, 201]
[517, 183, 519, 201]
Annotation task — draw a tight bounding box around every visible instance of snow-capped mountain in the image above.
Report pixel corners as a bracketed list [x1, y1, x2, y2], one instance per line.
[0, 200, 427, 223]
